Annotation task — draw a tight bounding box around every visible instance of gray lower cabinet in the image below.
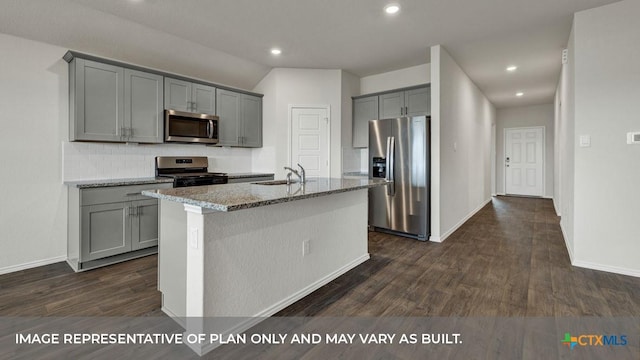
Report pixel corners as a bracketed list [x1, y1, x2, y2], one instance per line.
[164, 77, 216, 114]
[131, 199, 161, 251]
[69, 59, 163, 143]
[68, 183, 172, 271]
[352, 96, 378, 148]
[216, 89, 262, 147]
[81, 202, 129, 261]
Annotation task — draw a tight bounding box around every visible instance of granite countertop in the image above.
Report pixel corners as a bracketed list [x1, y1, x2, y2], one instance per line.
[65, 177, 175, 189]
[142, 177, 388, 212]
[226, 173, 275, 179]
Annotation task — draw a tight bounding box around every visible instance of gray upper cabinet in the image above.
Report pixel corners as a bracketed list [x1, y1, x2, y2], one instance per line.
[352, 96, 378, 148]
[241, 94, 262, 147]
[192, 83, 216, 114]
[379, 91, 404, 118]
[164, 78, 191, 112]
[405, 87, 430, 116]
[216, 89, 262, 147]
[69, 58, 163, 143]
[353, 85, 430, 148]
[378, 87, 430, 118]
[65, 51, 263, 146]
[216, 89, 240, 146]
[124, 69, 163, 143]
[71, 59, 124, 142]
[164, 77, 216, 114]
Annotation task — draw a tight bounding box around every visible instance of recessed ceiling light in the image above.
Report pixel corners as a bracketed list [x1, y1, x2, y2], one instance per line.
[270, 48, 282, 55]
[516, 92, 524, 97]
[384, 4, 400, 15]
[506, 65, 518, 72]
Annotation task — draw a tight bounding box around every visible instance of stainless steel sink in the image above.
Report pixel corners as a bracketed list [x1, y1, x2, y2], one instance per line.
[251, 180, 296, 185]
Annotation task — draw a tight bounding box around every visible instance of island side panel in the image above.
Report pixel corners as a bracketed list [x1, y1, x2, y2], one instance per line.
[199, 189, 369, 318]
[158, 199, 188, 321]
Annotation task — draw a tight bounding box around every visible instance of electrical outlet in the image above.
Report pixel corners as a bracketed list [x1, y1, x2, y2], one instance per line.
[302, 239, 310, 256]
[627, 132, 640, 144]
[189, 228, 198, 249]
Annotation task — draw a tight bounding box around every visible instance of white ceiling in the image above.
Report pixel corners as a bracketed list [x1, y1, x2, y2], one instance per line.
[0, 0, 621, 108]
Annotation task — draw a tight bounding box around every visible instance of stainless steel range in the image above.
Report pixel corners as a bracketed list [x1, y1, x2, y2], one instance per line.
[155, 156, 228, 187]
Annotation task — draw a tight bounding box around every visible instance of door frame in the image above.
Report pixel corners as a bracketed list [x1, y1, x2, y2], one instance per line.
[287, 104, 331, 178]
[503, 126, 545, 196]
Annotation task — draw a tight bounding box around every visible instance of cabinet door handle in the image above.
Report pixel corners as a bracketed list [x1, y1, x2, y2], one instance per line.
[126, 192, 142, 196]
[405, 106, 408, 115]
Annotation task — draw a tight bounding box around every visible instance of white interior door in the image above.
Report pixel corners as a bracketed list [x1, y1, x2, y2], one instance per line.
[505, 127, 544, 196]
[290, 106, 330, 178]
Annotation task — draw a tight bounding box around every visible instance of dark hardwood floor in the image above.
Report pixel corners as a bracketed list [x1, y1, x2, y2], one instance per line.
[277, 196, 640, 317]
[1, 196, 639, 318]
[0, 254, 162, 316]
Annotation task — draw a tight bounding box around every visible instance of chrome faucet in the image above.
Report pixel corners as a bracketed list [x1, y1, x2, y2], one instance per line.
[284, 163, 306, 184]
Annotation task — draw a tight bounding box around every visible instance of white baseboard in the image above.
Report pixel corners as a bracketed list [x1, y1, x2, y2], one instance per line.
[572, 260, 640, 278]
[192, 253, 371, 356]
[431, 197, 492, 243]
[558, 221, 638, 278]
[553, 199, 561, 216]
[559, 219, 574, 263]
[161, 307, 186, 329]
[497, 192, 506, 196]
[543, 195, 553, 199]
[0, 255, 67, 275]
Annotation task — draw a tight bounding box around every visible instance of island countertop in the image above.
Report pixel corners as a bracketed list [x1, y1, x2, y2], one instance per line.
[142, 177, 388, 212]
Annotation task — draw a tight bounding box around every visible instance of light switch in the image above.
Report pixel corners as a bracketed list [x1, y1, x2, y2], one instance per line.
[627, 132, 640, 144]
[579, 135, 591, 147]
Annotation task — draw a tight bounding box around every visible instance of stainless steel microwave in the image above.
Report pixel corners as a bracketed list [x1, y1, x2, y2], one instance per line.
[164, 109, 219, 144]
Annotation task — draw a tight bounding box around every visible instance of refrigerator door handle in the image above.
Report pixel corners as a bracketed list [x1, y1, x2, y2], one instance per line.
[387, 136, 396, 196]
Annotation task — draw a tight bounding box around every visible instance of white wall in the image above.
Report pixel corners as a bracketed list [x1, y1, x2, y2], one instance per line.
[556, 25, 576, 258]
[340, 71, 362, 172]
[252, 68, 343, 179]
[430, 45, 495, 242]
[360, 64, 431, 95]
[566, 0, 640, 276]
[0, 33, 69, 272]
[0, 32, 254, 273]
[495, 104, 554, 198]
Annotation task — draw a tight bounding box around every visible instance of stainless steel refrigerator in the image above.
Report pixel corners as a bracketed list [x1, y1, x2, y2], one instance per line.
[369, 116, 430, 240]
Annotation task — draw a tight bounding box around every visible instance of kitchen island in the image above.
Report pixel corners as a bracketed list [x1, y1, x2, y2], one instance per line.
[142, 178, 387, 355]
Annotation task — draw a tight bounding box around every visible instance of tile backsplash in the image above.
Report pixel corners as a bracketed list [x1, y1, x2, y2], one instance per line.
[62, 142, 252, 181]
[341, 147, 369, 174]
